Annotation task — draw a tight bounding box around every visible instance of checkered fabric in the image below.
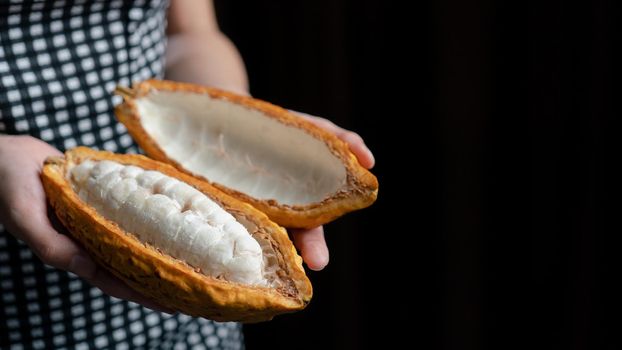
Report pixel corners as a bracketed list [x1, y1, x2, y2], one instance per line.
[0, 1, 243, 349]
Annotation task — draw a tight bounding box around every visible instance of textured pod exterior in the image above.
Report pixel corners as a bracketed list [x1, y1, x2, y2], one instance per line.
[115, 80, 378, 228]
[41, 147, 312, 322]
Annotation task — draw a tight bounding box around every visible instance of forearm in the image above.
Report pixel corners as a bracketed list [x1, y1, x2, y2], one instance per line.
[165, 31, 249, 95]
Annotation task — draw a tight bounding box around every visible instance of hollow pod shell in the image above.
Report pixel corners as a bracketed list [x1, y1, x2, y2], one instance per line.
[41, 147, 312, 322]
[114, 80, 378, 228]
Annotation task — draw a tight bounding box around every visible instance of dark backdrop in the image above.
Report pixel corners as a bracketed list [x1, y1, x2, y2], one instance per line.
[215, 1, 618, 349]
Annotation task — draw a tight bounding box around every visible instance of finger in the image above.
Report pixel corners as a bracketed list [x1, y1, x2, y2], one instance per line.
[25, 217, 174, 314]
[26, 211, 174, 313]
[10, 202, 98, 279]
[19, 210, 174, 314]
[30, 227, 99, 279]
[291, 226, 329, 271]
[292, 111, 375, 169]
[28, 225, 174, 314]
[334, 130, 376, 169]
[85, 268, 175, 314]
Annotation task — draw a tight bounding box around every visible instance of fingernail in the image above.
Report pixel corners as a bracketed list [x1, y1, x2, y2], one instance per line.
[69, 254, 97, 279]
[319, 250, 330, 270]
[367, 151, 376, 168]
[308, 246, 329, 271]
[363, 145, 375, 168]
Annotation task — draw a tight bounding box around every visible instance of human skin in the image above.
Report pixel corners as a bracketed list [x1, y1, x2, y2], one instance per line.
[0, 0, 375, 312]
[164, 1, 375, 270]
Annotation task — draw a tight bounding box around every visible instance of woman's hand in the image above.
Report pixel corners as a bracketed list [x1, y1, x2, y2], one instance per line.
[0, 115, 374, 288]
[289, 113, 375, 271]
[0, 136, 172, 313]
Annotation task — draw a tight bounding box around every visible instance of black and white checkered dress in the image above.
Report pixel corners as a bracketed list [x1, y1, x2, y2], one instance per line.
[0, 1, 243, 348]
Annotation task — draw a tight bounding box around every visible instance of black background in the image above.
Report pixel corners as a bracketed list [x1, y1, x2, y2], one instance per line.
[215, 1, 619, 349]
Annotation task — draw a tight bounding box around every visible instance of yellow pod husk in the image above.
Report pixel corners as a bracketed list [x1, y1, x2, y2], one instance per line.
[114, 80, 378, 228]
[41, 147, 312, 322]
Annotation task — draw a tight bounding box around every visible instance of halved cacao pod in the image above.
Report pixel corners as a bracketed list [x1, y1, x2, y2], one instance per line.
[41, 147, 312, 322]
[114, 80, 378, 228]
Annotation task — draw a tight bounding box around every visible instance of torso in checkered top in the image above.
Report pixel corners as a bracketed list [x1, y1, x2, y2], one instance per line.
[0, 1, 243, 349]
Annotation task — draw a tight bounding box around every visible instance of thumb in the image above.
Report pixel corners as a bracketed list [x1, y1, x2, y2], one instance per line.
[32, 232, 98, 280]
[13, 207, 97, 279]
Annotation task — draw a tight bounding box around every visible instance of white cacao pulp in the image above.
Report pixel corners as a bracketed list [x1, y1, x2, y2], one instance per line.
[69, 160, 266, 286]
[136, 91, 348, 206]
